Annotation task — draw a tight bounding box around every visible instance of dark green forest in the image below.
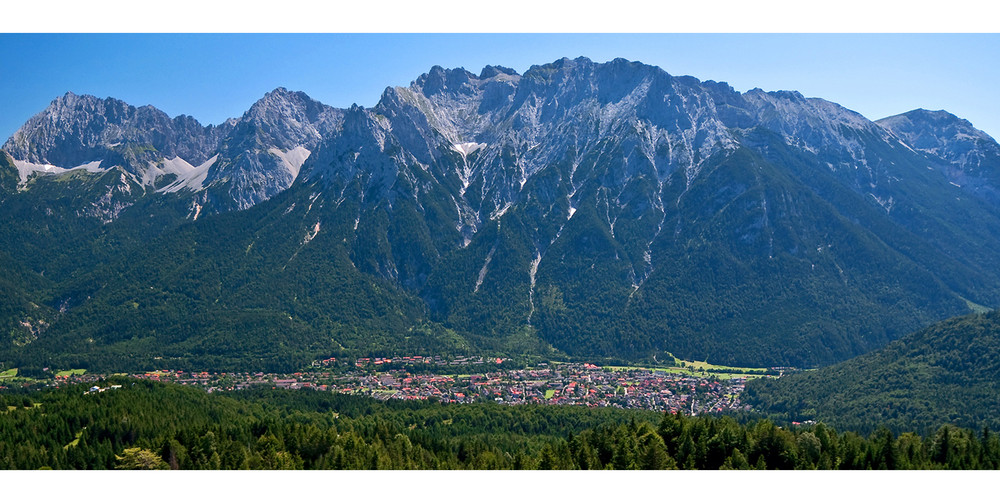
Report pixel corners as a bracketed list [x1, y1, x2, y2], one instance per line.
[744, 310, 1000, 434]
[2, 380, 999, 470]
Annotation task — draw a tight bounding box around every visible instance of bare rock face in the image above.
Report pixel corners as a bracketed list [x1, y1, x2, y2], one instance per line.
[878, 109, 1000, 204]
[303, 58, 741, 249]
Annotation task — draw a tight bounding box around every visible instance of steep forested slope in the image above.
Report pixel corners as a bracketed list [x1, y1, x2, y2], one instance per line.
[744, 310, 1000, 434]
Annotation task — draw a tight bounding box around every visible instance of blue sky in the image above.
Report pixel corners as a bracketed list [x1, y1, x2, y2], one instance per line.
[2, 33, 999, 142]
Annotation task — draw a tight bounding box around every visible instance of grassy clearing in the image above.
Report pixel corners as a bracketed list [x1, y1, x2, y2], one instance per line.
[3, 404, 40, 412]
[64, 430, 84, 450]
[669, 356, 767, 373]
[55, 369, 86, 377]
[0, 368, 17, 379]
[544, 389, 556, 399]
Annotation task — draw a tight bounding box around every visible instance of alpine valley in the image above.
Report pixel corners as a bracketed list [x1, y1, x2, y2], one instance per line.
[3, 56, 1000, 375]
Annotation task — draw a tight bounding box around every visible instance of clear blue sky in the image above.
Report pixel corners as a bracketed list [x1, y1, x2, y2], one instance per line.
[2, 34, 998, 142]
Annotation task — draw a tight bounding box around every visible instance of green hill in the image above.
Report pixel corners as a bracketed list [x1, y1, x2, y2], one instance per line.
[744, 310, 1000, 434]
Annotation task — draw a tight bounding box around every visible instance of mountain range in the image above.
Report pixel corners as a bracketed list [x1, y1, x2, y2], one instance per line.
[3, 56, 1000, 372]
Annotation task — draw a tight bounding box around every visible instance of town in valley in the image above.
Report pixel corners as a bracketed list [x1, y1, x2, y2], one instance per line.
[2, 355, 792, 416]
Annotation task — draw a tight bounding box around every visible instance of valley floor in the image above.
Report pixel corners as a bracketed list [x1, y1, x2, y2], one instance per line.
[7, 358, 769, 416]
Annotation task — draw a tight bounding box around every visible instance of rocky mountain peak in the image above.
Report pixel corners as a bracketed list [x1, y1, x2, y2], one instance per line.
[47, 91, 109, 113]
[738, 86, 899, 192]
[194, 88, 346, 212]
[412, 66, 479, 97]
[6, 56, 1000, 226]
[877, 108, 1000, 203]
[479, 65, 518, 79]
[233, 87, 341, 147]
[877, 108, 994, 150]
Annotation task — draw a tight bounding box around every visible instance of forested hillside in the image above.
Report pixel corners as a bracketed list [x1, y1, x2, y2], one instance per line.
[744, 310, 1000, 434]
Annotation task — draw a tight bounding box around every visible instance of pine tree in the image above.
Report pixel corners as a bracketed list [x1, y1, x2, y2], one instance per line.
[932, 425, 951, 467]
[721, 448, 750, 470]
[641, 438, 676, 470]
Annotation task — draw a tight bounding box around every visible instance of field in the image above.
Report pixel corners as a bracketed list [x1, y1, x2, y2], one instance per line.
[604, 355, 772, 380]
[2, 368, 87, 381]
[670, 355, 767, 372]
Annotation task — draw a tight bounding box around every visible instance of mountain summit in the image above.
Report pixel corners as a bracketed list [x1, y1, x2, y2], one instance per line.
[193, 87, 344, 211]
[878, 109, 1000, 204]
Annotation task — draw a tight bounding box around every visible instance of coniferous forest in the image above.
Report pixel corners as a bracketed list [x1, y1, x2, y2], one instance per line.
[743, 310, 1000, 435]
[2, 380, 999, 470]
